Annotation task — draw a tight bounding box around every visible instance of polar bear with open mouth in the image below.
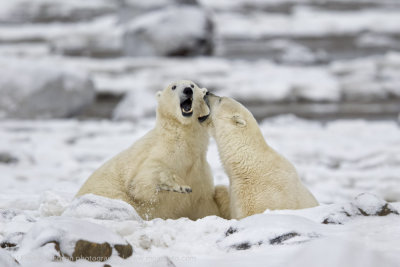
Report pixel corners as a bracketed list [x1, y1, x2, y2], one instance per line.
[77, 80, 222, 220]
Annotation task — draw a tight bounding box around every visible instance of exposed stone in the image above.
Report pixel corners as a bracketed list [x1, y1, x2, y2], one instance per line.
[71, 240, 112, 262]
[20, 217, 134, 262]
[114, 244, 133, 259]
[0, 152, 18, 164]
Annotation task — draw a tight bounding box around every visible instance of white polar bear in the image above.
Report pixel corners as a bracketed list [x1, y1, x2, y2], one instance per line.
[208, 94, 318, 219]
[77, 80, 221, 220]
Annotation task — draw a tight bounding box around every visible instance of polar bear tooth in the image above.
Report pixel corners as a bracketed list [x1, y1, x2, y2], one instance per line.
[182, 107, 193, 113]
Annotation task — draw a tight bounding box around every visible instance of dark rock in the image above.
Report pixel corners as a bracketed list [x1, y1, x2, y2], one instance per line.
[269, 232, 300, 245]
[225, 226, 238, 237]
[71, 240, 112, 262]
[360, 203, 399, 217]
[0, 153, 18, 164]
[322, 217, 342, 225]
[231, 242, 251, 250]
[44, 239, 132, 262]
[321, 194, 399, 224]
[0, 242, 17, 249]
[0, 232, 25, 251]
[21, 217, 134, 262]
[114, 244, 133, 259]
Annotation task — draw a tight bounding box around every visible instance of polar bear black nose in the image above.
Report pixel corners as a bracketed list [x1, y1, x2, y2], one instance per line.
[183, 87, 193, 96]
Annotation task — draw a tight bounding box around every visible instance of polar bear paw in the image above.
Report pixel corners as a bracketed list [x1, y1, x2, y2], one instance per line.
[157, 172, 192, 194]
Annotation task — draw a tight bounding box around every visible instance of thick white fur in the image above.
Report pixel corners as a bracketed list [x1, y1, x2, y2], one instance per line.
[209, 95, 318, 219]
[77, 80, 221, 220]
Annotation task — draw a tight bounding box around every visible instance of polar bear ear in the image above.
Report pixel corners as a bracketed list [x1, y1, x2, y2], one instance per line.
[201, 87, 208, 96]
[232, 115, 246, 127]
[156, 91, 162, 101]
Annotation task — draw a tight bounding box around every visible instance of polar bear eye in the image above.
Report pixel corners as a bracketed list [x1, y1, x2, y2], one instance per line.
[172, 85, 176, 90]
[190, 84, 194, 88]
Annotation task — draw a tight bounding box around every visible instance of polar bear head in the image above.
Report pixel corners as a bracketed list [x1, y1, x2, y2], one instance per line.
[207, 94, 260, 139]
[156, 80, 210, 125]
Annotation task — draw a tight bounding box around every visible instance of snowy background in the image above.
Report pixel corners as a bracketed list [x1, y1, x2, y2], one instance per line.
[1, 0, 400, 266]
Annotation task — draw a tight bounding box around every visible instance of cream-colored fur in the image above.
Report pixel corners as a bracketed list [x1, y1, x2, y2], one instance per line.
[77, 80, 221, 220]
[208, 95, 318, 219]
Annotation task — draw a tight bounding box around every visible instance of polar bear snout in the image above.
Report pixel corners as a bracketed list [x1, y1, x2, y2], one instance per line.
[183, 87, 193, 97]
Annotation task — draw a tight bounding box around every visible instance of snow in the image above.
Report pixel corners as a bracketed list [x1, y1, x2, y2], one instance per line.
[39, 191, 71, 217]
[218, 214, 324, 250]
[0, 0, 400, 265]
[0, 116, 399, 266]
[0, 249, 18, 267]
[62, 194, 142, 221]
[15, 217, 129, 261]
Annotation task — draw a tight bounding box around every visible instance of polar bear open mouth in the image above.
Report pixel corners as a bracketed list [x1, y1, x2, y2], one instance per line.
[180, 97, 193, 117]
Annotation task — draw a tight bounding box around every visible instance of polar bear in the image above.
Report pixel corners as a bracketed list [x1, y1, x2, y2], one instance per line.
[77, 80, 222, 220]
[208, 94, 318, 219]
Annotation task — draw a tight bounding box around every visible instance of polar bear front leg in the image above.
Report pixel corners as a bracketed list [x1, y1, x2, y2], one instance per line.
[157, 171, 192, 193]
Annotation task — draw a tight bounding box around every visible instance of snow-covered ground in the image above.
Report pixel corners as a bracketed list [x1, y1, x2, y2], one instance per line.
[1, 0, 400, 265]
[1, 116, 399, 266]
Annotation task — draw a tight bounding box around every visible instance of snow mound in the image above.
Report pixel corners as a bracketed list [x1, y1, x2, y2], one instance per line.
[17, 217, 133, 262]
[0, 58, 95, 119]
[123, 6, 213, 57]
[62, 194, 142, 222]
[322, 193, 399, 225]
[218, 214, 324, 251]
